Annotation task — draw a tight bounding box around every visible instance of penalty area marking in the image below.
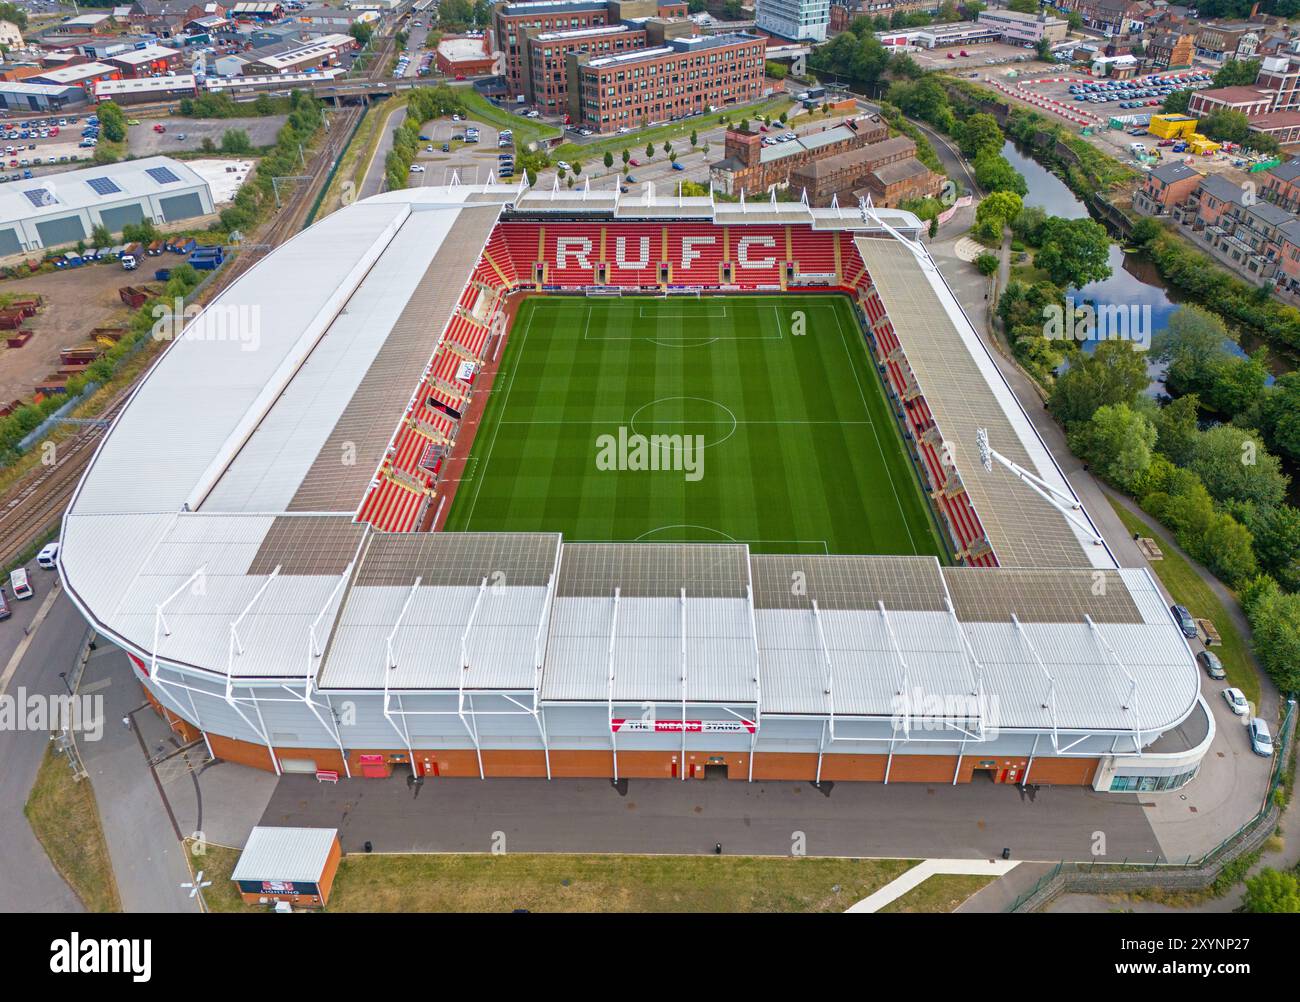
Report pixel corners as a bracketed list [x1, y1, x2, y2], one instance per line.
[634, 524, 830, 554]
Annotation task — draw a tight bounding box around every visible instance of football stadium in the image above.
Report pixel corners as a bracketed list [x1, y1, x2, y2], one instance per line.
[58, 181, 1215, 791]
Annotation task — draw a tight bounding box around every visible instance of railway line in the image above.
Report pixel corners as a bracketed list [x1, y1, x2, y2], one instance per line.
[0, 38, 380, 572]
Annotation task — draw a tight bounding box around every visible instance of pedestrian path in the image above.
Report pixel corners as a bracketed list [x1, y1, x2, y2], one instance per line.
[846, 858, 1020, 913]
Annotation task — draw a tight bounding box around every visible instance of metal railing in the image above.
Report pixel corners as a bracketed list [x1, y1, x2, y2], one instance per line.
[1006, 697, 1296, 911]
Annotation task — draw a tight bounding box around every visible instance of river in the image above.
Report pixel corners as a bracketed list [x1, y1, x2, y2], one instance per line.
[999, 140, 1299, 501]
[999, 141, 1294, 386]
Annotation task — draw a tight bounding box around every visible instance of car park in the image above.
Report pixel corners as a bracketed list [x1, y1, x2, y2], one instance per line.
[1222, 687, 1249, 715]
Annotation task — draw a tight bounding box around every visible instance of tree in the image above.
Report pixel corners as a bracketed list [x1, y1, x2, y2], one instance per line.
[975, 191, 1022, 239]
[1049, 341, 1149, 426]
[690, 130, 698, 147]
[622, 149, 630, 164]
[1036, 38, 1054, 62]
[91, 223, 111, 248]
[603, 151, 613, 169]
[1241, 576, 1300, 693]
[958, 113, 1004, 158]
[1007, 0, 1037, 11]
[1213, 58, 1261, 88]
[972, 148, 1027, 196]
[1161, 89, 1192, 115]
[1199, 108, 1251, 145]
[975, 252, 999, 276]
[98, 102, 127, 143]
[646, 142, 655, 159]
[349, 21, 375, 46]
[1185, 423, 1289, 510]
[0, 2, 27, 30]
[1034, 216, 1112, 288]
[1237, 502, 1300, 593]
[220, 128, 253, 154]
[1069, 403, 1157, 490]
[1154, 393, 1201, 466]
[1243, 869, 1300, 913]
[1011, 205, 1047, 245]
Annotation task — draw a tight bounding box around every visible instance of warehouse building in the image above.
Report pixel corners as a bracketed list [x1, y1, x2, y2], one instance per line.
[95, 74, 199, 104]
[0, 81, 87, 112]
[59, 184, 1213, 794]
[0, 156, 214, 257]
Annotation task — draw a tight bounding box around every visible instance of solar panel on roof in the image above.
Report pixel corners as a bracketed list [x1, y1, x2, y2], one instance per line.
[146, 166, 181, 185]
[86, 176, 121, 196]
[22, 188, 56, 208]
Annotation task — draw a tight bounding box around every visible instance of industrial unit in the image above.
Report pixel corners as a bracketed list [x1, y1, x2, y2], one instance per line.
[0, 156, 214, 257]
[59, 185, 1212, 793]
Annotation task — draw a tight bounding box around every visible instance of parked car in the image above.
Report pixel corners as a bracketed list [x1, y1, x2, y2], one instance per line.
[37, 541, 59, 569]
[1196, 650, 1226, 680]
[1248, 717, 1273, 757]
[0, 586, 10, 621]
[409, 164, 425, 172]
[9, 567, 31, 600]
[1222, 687, 1249, 715]
[1170, 604, 1197, 638]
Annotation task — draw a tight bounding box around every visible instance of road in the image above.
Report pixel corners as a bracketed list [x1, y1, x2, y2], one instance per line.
[0, 584, 88, 912]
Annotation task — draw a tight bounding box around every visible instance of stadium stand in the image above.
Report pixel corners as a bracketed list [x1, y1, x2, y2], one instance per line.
[352, 218, 997, 564]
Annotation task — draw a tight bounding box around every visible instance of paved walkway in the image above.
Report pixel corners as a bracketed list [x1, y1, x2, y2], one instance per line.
[78, 646, 200, 913]
[846, 858, 1019, 913]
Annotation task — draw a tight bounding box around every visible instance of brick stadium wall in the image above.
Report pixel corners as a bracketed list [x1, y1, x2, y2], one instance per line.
[200, 729, 1100, 786]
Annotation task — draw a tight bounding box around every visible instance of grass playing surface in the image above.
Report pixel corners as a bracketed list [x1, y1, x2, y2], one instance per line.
[443, 295, 944, 558]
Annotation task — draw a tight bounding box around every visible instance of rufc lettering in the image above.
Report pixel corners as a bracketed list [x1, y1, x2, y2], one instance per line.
[552, 231, 780, 271]
[610, 718, 757, 734]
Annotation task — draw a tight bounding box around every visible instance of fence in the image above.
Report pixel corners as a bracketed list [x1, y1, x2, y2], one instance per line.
[1008, 697, 1296, 911]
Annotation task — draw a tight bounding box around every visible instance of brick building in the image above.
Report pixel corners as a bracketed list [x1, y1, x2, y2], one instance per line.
[525, 24, 648, 111]
[105, 43, 185, 79]
[493, 0, 687, 100]
[1131, 161, 1201, 217]
[711, 114, 890, 196]
[435, 35, 496, 77]
[1171, 172, 1300, 301]
[1193, 22, 1259, 63]
[569, 31, 764, 133]
[1187, 84, 1274, 118]
[788, 134, 939, 207]
[1143, 29, 1193, 70]
[1261, 158, 1300, 212]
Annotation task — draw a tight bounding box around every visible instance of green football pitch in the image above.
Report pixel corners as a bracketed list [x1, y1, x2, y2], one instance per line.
[442, 295, 945, 558]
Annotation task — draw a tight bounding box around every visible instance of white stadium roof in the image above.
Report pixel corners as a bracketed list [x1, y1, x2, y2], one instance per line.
[59, 185, 1200, 742]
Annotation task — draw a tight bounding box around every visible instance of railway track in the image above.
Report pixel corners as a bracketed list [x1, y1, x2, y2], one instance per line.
[0, 52, 380, 570]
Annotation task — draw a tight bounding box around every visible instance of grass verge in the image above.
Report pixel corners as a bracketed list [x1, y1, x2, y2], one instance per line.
[24, 746, 121, 913]
[551, 96, 796, 165]
[194, 844, 914, 912]
[878, 873, 995, 913]
[1107, 497, 1258, 705]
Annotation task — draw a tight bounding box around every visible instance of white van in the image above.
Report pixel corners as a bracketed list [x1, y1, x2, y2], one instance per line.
[37, 541, 59, 569]
[10, 567, 32, 600]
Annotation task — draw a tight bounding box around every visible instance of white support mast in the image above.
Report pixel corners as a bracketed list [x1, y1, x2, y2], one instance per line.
[607, 587, 621, 782]
[977, 427, 1103, 545]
